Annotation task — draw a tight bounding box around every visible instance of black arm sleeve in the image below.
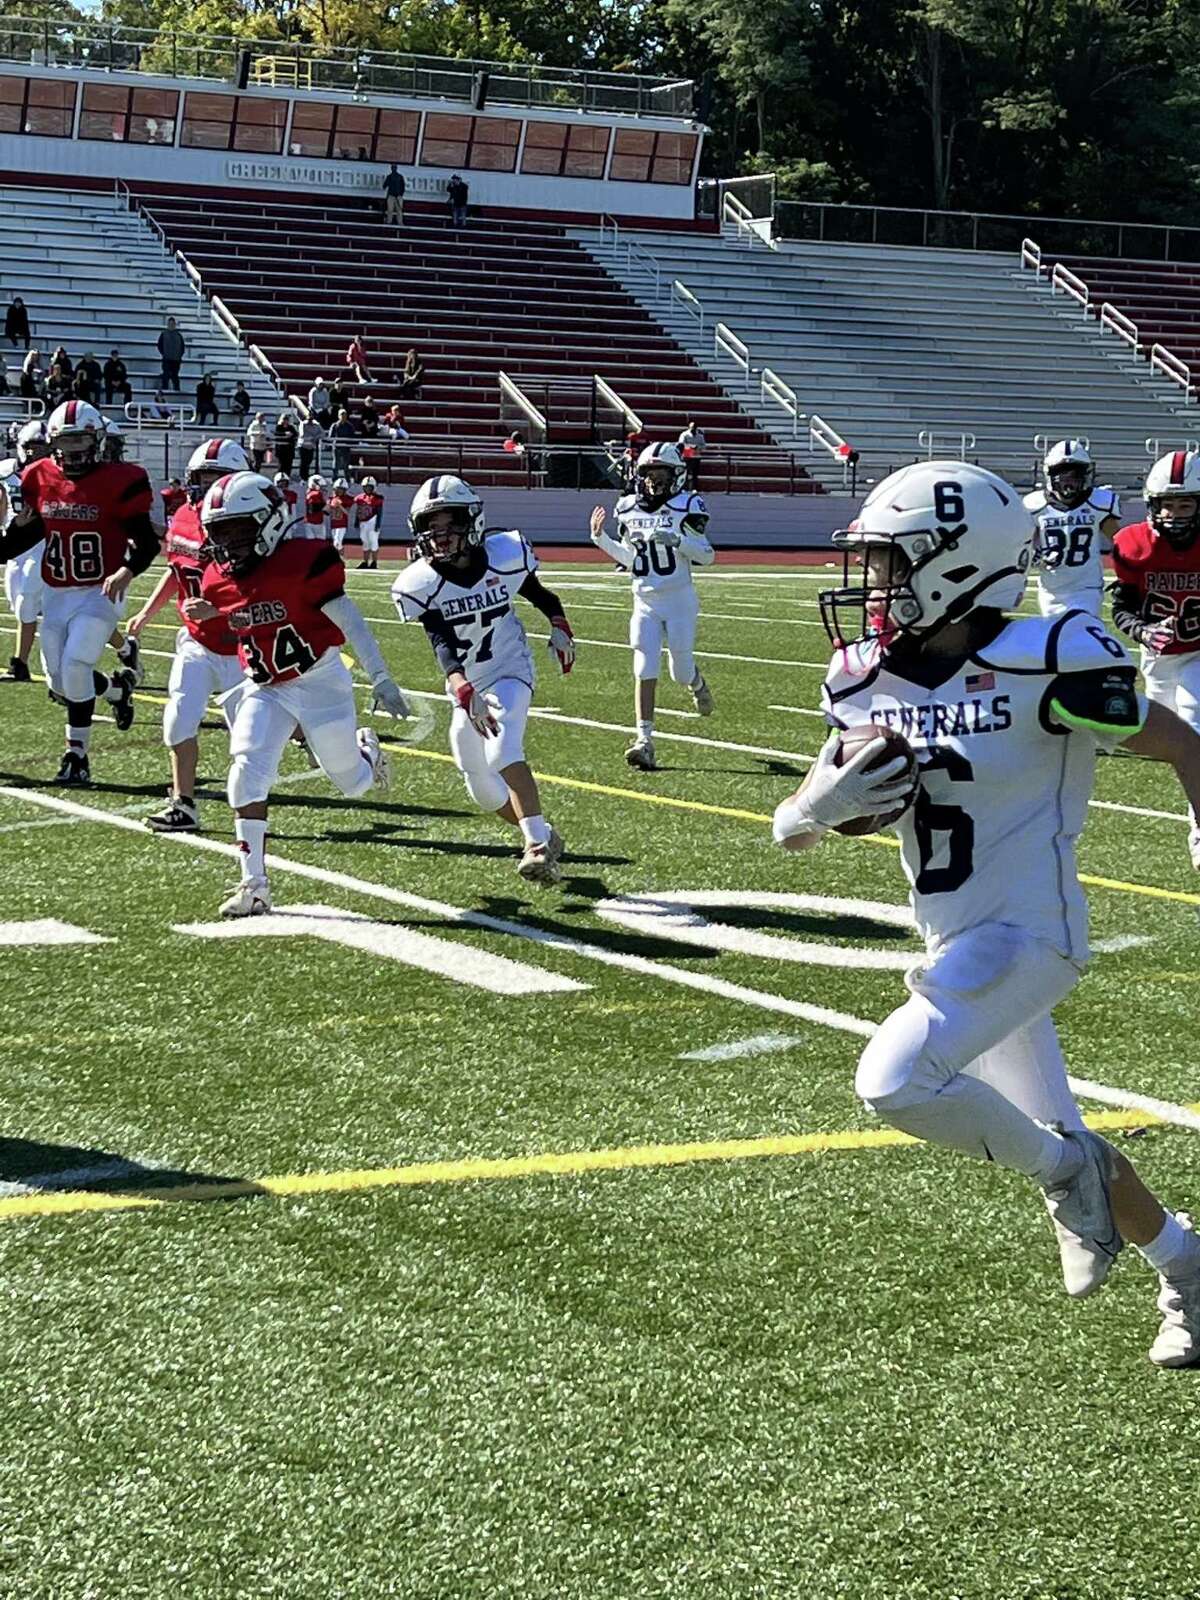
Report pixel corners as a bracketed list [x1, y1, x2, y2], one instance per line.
[1048, 665, 1143, 736]
[420, 609, 465, 676]
[122, 513, 161, 578]
[0, 510, 45, 561]
[1109, 579, 1151, 644]
[518, 571, 565, 619]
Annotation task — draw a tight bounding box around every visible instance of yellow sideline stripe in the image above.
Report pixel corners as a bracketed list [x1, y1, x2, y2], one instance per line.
[0, 1103, 1192, 1223]
[381, 742, 1200, 906]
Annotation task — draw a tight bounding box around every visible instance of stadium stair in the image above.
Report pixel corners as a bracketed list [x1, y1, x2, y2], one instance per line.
[572, 226, 1190, 489]
[136, 193, 819, 493]
[0, 187, 280, 435]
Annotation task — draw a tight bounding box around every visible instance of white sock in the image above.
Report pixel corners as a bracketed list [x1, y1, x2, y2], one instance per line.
[1139, 1212, 1200, 1274]
[235, 817, 268, 880]
[636, 719, 654, 740]
[66, 724, 92, 754]
[518, 814, 551, 847]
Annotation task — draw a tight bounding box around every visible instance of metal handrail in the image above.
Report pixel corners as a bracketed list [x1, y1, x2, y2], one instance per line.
[810, 413, 850, 460]
[760, 367, 803, 438]
[0, 396, 46, 418]
[1050, 261, 1090, 311]
[1033, 432, 1090, 453]
[722, 191, 775, 251]
[247, 344, 282, 388]
[670, 279, 704, 336]
[124, 401, 194, 427]
[594, 374, 642, 435]
[599, 214, 619, 254]
[498, 370, 548, 436]
[918, 428, 977, 457]
[1020, 237, 1042, 274]
[1099, 302, 1139, 352]
[211, 295, 242, 344]
[1145, 436, 1200, 457]
[714, 322, 750, 390]
[627, 242, 662, 301]
[179, 253, 203, 296]
[1150, 344, 1194, 401]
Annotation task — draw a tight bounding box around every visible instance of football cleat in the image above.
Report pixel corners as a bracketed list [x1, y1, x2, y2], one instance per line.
[117, 635, 145, 686]
[53, 750, 90, 787]
[144, 796, 199, 833]
[109, 668, 136, 731]
[357, 726, 392, 789]
[1150, 1216, 1200, 1369]
[1042, 1126, 1124, 1298]
[219, 876, 272, 919]
[625, 735, 658, 771]
[1, 656, 31, 682]
[517, 834, 562, 886]
[691, 675, 715, 716]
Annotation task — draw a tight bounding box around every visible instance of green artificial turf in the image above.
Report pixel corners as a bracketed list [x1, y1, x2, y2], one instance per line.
[1, 563, 1197, 1599]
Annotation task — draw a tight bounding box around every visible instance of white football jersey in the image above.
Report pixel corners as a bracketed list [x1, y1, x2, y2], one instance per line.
[822, 610, 1137, 961]
[613, 490, 712, 599]
[392, 528, 536, 692]
[1023, 487, 1119, 604]
[0, 457, 20, 530]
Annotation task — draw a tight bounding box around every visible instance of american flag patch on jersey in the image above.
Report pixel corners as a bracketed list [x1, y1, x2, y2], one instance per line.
[965, 671, 995, 692]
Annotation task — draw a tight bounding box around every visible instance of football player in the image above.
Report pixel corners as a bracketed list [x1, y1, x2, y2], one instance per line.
[392, 474, 573, 885]
[328, 476, 354, 552]
[1023, 440, 1120, 617]
[589, 440, 715, 771]
[187, 471, 409, 917]
[126, 439, 253, 832]
[273, 471, 298, 516]
[354, 475, 384, 569]
[302, 474, 328, 541]
[774, 459, 1200, 1367]
[0, 418, 51, 683]
[0, 400, 157, 784]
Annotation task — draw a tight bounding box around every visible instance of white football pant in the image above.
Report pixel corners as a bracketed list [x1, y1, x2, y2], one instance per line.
[162, 630, 247, 747]
[40, 586, 123, 703]
[855, 922, 1085, 1182]
[1036, 583, 1103, 619]
[4, 541, 44, 624]
[449, 676, 532, 811]
[630, 587, 700, 683]
[1141, 648, 1200, 735]
[331, 525, 347, 552]
[358, 517, 380, 554]
[227, 647, 371, 808]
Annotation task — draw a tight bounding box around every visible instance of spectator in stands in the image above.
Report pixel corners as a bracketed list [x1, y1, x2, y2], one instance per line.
[329, 407, 358, 477]
[298, 413, 321, 480]
[194, 373, 219, 427]
[229, 381, 251, 424]
[161, 478, 187, 521]
[146, 390, 173, 423]
[344, 332, 373, 385]
[398, 348, 424, 399]
[5, 296, 30, 348]
[75, 351, 102, 405]
[328, 378, 351, 420]
[103, 349, 131, 407]
[50, 345, 73, 380]
[307, 376, 332, 428]
[45, 363, 70, 407]
[621, 425, 650, 491]
[0, 368, 9, 399]
[447, 174, 469, 228]
[381, 404, 409, 441]
[359, 395, 380, 438]
[245, 412, 271, 472]
[503, 430, 527, 461]
[20, 348, 44, 400]
[157, 316, 186, 392]
[274, 410, 298, 476]
[382, 163, 406, 226]
[70, 365, 93, 404]
[677, 419, 706, 489]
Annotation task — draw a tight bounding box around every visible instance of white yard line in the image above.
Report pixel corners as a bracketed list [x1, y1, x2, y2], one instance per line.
[679, 1033, 807, 1062]
[1067, 1077, 1200, 1132]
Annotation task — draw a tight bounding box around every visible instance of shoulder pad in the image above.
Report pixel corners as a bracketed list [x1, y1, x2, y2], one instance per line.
[822, 638, 883, 705]
[615, 494, 637, 517]
[1092, 486, 1120, 515]
[0, 458, 18, 480]
[682, 492, 709, 519]
[390, 557, 442, 612]
[1045, 609, 1133, 675]
[1022, 489, 1047, 514]
[483, 528, 533, 573]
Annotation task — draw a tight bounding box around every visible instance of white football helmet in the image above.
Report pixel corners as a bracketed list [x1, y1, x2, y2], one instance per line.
[16, 418, 49, 467]
[308, 474, 326, 490]
[200, 471, 290, 576]
[101, 417, 125, 463]
[361, 475, 378, 491]
[822, 460, 1034, 648]
[1043, 439, 1094, 510]
[635, 441, 686, 509]
[333, 476, 350, 493]
[1145, 449, 1200, 549]
[47, 399, 105, 477]
[187, 437, 250, 499]
[409, 474, 484, 561]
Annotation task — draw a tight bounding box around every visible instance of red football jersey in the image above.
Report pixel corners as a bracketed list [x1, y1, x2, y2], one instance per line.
[305, 489, 326, 525]
[21, 456, 153, 589]
[328, 491, 354, 530]
[165, 501, 237, 656]
[1111, 520, 1200, 655]
[201, 539, 347, 683]
[282, 487, 298, 512]
[161, 485, 188, 521]
[355, 491, 384, 524]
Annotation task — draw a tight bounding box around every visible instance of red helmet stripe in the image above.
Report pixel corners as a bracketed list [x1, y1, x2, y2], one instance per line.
[205, 438, 223, 461]
[65, 401, 77, 426]
[1171, 450, 1187, 485]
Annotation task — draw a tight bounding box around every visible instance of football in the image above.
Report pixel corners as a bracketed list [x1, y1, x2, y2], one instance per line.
[831, 722, 918, 836]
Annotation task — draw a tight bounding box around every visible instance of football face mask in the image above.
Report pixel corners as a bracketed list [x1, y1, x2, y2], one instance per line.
[1046, 463, 1091, 510]
[1150, 493, 1200, 550]
[202, 513, 263, 577]
[821, 539, 917, 653]
[415, 507, 475, 564]
[52, 426, 102, 479]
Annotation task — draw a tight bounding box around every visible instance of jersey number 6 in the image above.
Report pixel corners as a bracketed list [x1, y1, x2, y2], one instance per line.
[913, 749, 975, 894]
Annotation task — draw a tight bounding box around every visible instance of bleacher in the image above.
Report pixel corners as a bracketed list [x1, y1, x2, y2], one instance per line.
[1040, 255, 1200, 380]
[136, 194, 820, 494]
[0, 187, 279, 433]
[578, 227, 1191, 488]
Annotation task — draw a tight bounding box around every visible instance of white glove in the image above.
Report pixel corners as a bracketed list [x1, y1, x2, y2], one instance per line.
[773, 735, 916, 839]
[654, 524, 681, 549]
[547, 616, 575, 674]
[371, 674, 410, 719]
[454, 680, 498, 738]
[1142, 617, 1176, 654]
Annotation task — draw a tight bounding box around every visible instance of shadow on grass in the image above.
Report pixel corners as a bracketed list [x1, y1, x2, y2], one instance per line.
[0, 1136, 266, 1205]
